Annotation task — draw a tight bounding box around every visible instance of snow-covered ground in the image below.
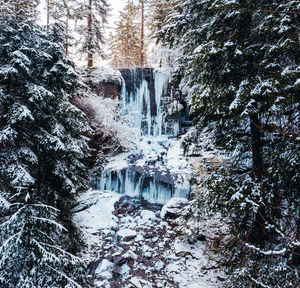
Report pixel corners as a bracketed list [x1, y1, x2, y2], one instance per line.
[75, 190, 226, 288]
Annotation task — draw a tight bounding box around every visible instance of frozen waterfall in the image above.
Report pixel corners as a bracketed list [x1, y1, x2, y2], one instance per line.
[93, 68, 191, 204]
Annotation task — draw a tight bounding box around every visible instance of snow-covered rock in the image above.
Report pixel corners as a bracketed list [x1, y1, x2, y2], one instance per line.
[122, 250, 138, 260]
[77, 193, 227, 288]
[117, 228, 137, 241]
[138, 210, 157, 225]
[95, 259, 113, 279]
[160, 197, 189, 219]
[154, 260, 165, 271]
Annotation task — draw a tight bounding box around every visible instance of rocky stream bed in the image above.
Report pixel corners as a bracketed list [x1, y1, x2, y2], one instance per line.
[75, 191, 227, 288]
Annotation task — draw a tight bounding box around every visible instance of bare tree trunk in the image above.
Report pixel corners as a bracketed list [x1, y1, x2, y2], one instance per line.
[249, 114, 268, 243]
[250, 114, 263, 179]
[140, 0, 144, 67]
[87, 0, 93, 68]
[47, 0, 50, 29]
[64, 0, 69, 56]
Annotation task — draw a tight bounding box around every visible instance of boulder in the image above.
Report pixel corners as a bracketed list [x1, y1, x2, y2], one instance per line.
[95, 259, 113, 279]
[138, 210, 156, 225]
[160, 197, 189, 219]
[117, 228, 137, 241]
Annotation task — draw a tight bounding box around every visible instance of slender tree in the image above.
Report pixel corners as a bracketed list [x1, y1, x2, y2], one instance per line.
[46, 0, 78, 56]
[108, 0, 140, 68]
[139, 0, 145, 67]
[76, 0, 109, 68]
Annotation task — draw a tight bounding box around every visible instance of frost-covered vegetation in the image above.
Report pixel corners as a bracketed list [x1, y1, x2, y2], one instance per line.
[0, 1, 91, 287]
[75, 95, 136, 153]
[159, 0, 300, 287]
[1, 0, 299, 287]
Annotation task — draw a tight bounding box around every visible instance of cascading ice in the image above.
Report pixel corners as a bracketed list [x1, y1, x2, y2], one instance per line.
[94, 68, 190, 204]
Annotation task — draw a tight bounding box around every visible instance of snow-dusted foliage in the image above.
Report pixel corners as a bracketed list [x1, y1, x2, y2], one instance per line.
[108, 1, 141, 68]
[159, 0, 300, 286]
[77, 95, 137, 152]
[0, 6, 91, 287]
[76, 0, 109, 66]
[0, 202, 85, 288]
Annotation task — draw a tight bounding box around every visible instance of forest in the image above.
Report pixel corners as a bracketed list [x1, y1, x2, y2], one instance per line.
[0, 0, 299, 287]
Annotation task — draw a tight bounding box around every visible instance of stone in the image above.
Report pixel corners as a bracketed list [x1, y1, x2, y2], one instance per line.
[154, 261, 165, 271]
[117, 228, 137, 241]
[95, 259, 114, 279]
[139, 210, 156, 224]
[123, 250, 138, 260]
[160, 197, 189, 219]
[144, 251, 152, 258]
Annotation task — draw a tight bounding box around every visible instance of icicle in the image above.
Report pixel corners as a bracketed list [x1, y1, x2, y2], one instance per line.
[93, 68, 190, 204]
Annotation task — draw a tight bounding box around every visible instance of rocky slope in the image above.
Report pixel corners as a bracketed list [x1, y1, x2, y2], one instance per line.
[75, 191, 227, 288]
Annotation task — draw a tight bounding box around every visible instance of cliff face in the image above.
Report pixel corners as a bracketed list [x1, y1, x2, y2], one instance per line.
[83, 67, 123, 99]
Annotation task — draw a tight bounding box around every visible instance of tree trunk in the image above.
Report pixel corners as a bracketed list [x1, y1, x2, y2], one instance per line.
[47, 0, 50, 29]
[250, 114, 263, 179]
[249, 114, 268, 243]
[64, 0, 69, 56]
[140, 0, 144, 67]
[87, 0, 93, 68]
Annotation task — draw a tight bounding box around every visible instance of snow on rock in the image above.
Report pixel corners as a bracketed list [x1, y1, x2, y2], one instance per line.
[117, 228, 137, 241]
[82, 67, 123, 86]
[160, 197, 189, 219]
[138, 210, 157, 225]
[95, 259, 114, 279]
[129, 277, 152, 288]
[76, 194, 226, 287]
[74, 190, 121, 249]
[122, 250, 138, 260]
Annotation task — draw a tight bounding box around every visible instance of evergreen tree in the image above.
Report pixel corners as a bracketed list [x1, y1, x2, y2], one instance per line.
[146, 0, 177, 68]
[108, 0, 141, 68]
[0, 0, 39, 21]
[147, 0, 175, 37]
[76, 0, 109, 67]
[160, 0, 300, 286]
[0, 1, 91, 286]
[46, 0, 78, 56]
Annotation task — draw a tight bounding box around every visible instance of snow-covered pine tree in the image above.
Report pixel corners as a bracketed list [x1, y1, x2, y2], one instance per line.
[108, 0, 140, 68]
[46, 0, 78, 56]
[160, 0, 300, 286]
[0, 1, 91, 287]
[147, 0, 175, 37]
[146, 0, 177, 68]
[76, 0, 109, 67]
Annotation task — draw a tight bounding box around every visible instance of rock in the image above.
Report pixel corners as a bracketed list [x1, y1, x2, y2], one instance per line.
[139, 210, 156, 224]
[144, 251, 152, 258]
[120, 263, 131, 275]
[117, 228, 137, 241]
[123, 250, 138, 260]
[129, 277, 143, 288]
[114, 256, 127, 266]
[154, 261, 165, 271]
[129, 277, 152, 288]
[160, 197, 189, 219]
[135, 234, 144, 241]
[95, 259, 113, 279]
[112, 249, 123, 257]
